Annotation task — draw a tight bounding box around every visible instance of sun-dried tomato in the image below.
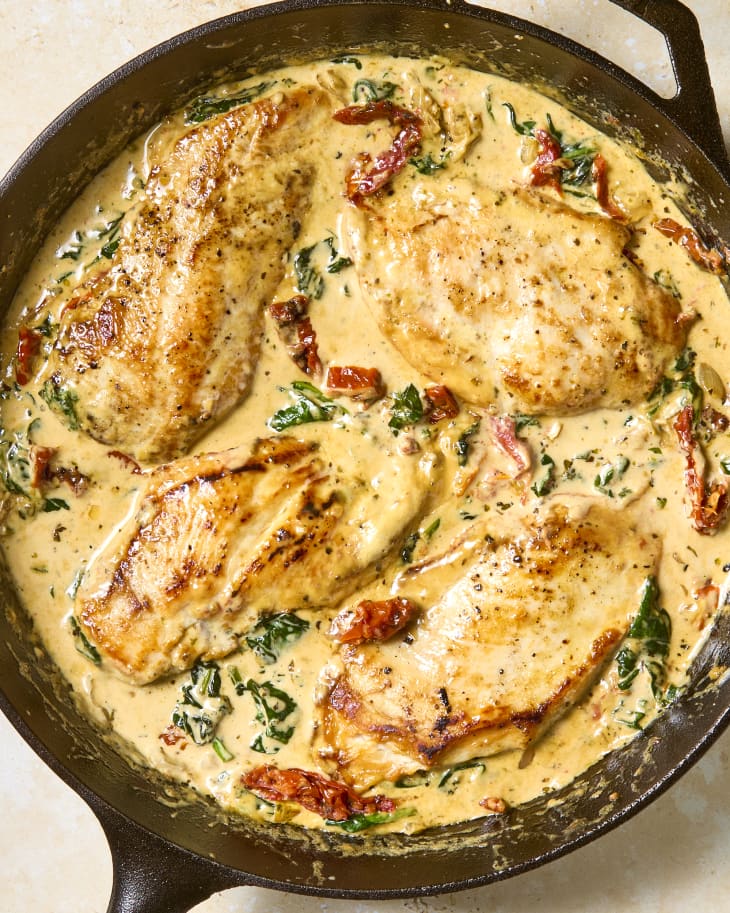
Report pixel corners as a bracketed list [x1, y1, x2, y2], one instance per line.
[591, 154, 625, 221]
[423, 385, 459, 423]
[108, 450, 142, 474]
[530, 129, 564, 194]
[490, 415, 530, 475]
[242, 764, 396, 821]
[328, 596, 419, 645]
[325, 365, 385, 402]
[15, 326, 42, 386]
[333, 100, 423, 204]
[159, 725, 187, 747]
[654, 218, 725, 274]
[29, 446, 57, 489]
[673, 404, 729, 534]
[268, 295, 309, 326]
[268, 296, 322, 378]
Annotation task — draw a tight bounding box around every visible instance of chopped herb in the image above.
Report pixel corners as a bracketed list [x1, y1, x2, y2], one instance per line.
[331, 55, 362, 69]
[185, 81, 273, 123]
[401, 530, 420, 564]
[502, 102, 535, 136]
[171, 660, 231, 745]
[656, 497, 668, 509]
[0, 429, 33, 498]
[531, 452, 556, 497]
[559, 139, 597, 187]
[423, 517, 441, 539]
[237, 678, 297, 747]
[409, 152, 450, 175]
[293, 243, 325, 299]
[56, 231, 83, 261]
[613, 700, 647, 730]
[323, 235, 353, 274]
[352, 78, 398, 103]
[648, 350, 703, 419]
[244, 613, 309, 665]
[484, 87, 495, 121]
[66, 566, 85, 600]
[69, 615, 101, 666]
[438, 759, 486, 790]
[212, 737, 234, 762]
[720, 457, 730, 475]
[653, 268, 682, 299]
[42, 497, 69, 512]
[326, 807, 415, 832]
[594, 455, 630, 497]
[512, 413, 540, 433]
[388, 384, 423, 433]
[100, 238, 120, 259]
[394, 771, 430, 788]
[39, 380, 80, 430]
[268, 381, 345, 432]
[34, 313, 56, 338]
[456, 421, 480, 466]
[615, 576, 671, 701]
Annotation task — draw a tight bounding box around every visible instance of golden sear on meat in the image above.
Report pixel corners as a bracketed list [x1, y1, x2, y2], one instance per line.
[77, 435, 437, 684]
[345, 180, 688, 414]
[44, 87, 335, 463]
[319, 505, 660, 788]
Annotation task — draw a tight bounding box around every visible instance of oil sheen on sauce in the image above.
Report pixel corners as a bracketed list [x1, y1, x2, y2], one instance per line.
[2, 55, 730, 835]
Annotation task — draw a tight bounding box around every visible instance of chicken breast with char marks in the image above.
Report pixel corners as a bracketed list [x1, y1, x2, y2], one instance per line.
[319, 504, 660, 788]
[345, 180, 688, 415]
[44, 87, 335, 463]
[77, 434, 438, 684]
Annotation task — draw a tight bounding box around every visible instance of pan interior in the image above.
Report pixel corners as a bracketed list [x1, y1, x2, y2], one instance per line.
[1, 1, 729, 896]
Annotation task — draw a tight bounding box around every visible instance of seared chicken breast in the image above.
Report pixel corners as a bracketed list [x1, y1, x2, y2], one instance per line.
[44, 87, 335, 463]
[319, 504, 660, 787]
[77, 434, 437, 683]
[346, 180, 687, 414]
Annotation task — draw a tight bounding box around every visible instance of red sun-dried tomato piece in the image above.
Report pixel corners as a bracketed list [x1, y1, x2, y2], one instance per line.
[333, 100, 423, 204]
[242, 765, 396, 821]
[530, 128, 564, 193]
[325, 365, 385, 402]
[423, 385, 459, 423]
[654, 218, 725, 274]
[15, 326, 42, 385]
[673, 404, 729, 534]
[591, 154, 625, 220]
[328, 596, 419, 645]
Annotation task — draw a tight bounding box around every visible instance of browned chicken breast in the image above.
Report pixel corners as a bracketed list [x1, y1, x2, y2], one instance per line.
[318, 504, 660, 787]
[345, 180, 688, 414]
[77, 434, 438, 683]
[43, 87, 335, 463]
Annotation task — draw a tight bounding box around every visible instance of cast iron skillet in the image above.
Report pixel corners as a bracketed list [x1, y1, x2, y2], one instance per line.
[1, 1, 730, 911]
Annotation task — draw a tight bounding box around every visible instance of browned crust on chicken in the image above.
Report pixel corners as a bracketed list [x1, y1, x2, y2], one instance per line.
[77, 434, 436, 683]
[45, 87, 335, 463]
[347, 182, 688, 415]
[318, 504, 660, 787]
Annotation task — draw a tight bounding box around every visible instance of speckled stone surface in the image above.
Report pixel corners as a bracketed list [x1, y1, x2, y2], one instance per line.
[1, 3, 729, 912]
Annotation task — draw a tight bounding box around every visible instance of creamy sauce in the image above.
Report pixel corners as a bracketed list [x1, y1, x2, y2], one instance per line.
[2, 55, 730, 835]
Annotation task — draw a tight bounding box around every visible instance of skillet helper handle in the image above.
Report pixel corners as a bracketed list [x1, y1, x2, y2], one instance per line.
[442, 0, 728, 177]
[97, 806, 246, 913]
[605, 0, 729, 176]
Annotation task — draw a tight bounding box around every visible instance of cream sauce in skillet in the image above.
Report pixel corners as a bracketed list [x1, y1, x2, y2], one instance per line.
[2, 55, 730, 834]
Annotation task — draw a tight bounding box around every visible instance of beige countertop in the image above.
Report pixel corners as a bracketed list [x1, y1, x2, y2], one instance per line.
[1, 2, 729, 912]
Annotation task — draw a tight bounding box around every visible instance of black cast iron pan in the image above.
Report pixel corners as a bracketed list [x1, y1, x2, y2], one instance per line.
[1, 2, 730, 911]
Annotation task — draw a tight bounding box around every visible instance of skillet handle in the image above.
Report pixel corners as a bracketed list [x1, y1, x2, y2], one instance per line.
[601, 0, 729, 176]
[95, 804, 248, 913]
